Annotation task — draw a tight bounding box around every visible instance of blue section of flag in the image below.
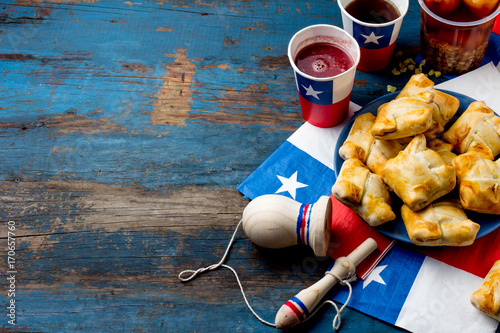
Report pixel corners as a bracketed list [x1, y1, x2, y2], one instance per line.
[295, 72, 333, 106]
[352, 21, 394, 49]
[237, 141, 336, 204]
[331, 245, 425, 325]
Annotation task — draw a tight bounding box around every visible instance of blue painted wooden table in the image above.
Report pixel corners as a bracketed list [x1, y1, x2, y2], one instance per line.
[0, 0, 447, 331]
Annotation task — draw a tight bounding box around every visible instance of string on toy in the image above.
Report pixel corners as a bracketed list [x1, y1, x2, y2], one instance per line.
[178, 219, 356, 331]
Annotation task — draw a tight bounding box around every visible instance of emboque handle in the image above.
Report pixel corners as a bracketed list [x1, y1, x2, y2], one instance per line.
[274, 238, 378, 329]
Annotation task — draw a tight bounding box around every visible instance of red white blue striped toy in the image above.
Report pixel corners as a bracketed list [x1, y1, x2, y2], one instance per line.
[275, 238, 378, 329]
[242, 194, 332, 257]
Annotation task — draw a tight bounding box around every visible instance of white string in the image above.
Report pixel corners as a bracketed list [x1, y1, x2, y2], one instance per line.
[178, 220, 276, 327]
[178, 219, 243, 283]
[321, 272, 356, 330]
[178, 219, 356, 331]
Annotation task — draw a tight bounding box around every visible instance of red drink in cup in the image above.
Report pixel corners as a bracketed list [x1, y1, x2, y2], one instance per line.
[288, 25, 360, 128]
[295, 43, 355, 78]
[338, 0, 409, 72]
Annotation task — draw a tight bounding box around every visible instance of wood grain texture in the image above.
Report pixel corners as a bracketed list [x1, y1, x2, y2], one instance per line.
[0, 0, 427, 331]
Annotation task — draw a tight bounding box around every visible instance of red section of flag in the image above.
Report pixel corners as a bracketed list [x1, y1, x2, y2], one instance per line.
[300, 204, 310, 245]
[299, 93, 351, 128]
[418, 226, 500, 278]
[494, 15, 500, 35]
[328, 196, 395, 280]
[357, 42, 396, 72]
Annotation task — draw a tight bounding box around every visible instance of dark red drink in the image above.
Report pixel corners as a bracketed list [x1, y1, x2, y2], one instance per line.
[345, 0, 400, 24]
[294, 43, 354, 78]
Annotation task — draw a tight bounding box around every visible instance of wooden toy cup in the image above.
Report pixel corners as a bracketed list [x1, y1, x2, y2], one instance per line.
[242, 195, 332, 257]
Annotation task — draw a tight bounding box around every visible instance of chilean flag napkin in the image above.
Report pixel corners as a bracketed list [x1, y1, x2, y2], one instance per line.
[237, 108, 500, 332]
[331, 245, 500, 333]
[237, 104, 395, 280]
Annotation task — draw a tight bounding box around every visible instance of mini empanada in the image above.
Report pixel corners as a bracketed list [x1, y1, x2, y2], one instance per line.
[470, 260, 500, 322]
[371, 91, 435, 140]
[382, 134, 456, 211]
[397, 74, 460, 139]
[401, 199, 480, 246]
[339, 113, 376, 163]
[442, 101, 500, 160]
[339, 112, 406, 175]
[331, 158, 395, 226]
[428, 138, 457, 166]
[452, 150, 500, 214]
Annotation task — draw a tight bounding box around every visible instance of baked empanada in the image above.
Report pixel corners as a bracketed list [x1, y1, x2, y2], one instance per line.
[397, 74, 460, 139]
[470, 260, 500, 322]
[452, 150, 500, 214]
[401, 199, 480, 246]
[371, 91, 435, 140]
[442, 101, 500, 160]
[331, 158, 395, 226]
[428, 138, 457, 166]
[339, 113, 376, 163]
[367, 138, 407, 176]
[382, 134, 456, 211]
[339, 112, 406, 175]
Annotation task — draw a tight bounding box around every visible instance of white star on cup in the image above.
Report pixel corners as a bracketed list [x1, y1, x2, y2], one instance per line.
[301, 84, 323, 100]
[361, 31, 384, 45]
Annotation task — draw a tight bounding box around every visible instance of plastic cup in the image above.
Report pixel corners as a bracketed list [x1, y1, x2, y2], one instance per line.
[338, 0, 409, 72]
[288, 24, 360, 128]
[418, 0, 500, 75]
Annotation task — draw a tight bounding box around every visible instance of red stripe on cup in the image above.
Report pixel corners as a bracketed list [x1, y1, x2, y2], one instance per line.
[298, 92, 351, 128]
[357, 42, 396, 72]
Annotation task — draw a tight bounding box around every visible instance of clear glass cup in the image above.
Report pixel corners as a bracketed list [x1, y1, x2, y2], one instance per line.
[418, 0, 500, 75]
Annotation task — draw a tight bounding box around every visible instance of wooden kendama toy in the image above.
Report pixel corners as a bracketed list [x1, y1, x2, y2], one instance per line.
[241, 194, 332, 257]
[275, 238, 378, 329]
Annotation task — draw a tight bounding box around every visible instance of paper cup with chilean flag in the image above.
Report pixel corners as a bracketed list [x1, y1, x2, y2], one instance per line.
[338, 0, 409, 72]
[288, 25, 361, 128]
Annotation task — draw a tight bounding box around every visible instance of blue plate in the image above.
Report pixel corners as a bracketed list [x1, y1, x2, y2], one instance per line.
[334, 90, 500, 243]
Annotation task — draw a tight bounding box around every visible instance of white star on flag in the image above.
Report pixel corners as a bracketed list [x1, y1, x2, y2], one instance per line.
[363, 265, 387, 289]
[276, 171, 308, 199]
[361, 31, 384, 45]
[301, 84, 323, 100]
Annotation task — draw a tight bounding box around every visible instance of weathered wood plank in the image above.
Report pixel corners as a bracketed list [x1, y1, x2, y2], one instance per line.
[1, 182, 405, 331]
[0, 0, 421, 331]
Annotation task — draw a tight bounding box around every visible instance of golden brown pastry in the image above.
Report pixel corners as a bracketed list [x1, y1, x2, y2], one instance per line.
[397, 74, 460, 139]
[427, 138, 457, 166]
[452, 150, 500, 214]
[331, 158, 395, 226]
[382, 134, 456, 211]
[442, 101, 500, 160]
[366, 139, 407, 176]
[339, 113, 406, 175]
[339, 113, 376, 163]
[371, 91, 435, 140]
[470, 260, 500, 322]
[401, 199, 480, 246]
